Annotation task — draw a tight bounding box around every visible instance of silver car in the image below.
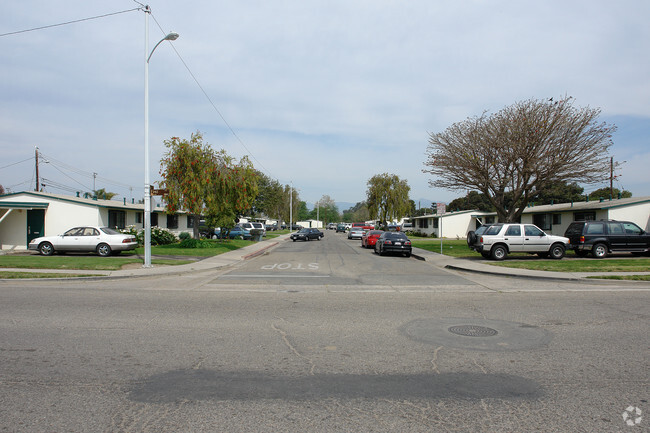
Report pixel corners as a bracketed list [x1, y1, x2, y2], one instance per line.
[475, 223, 568, 260]
[28, 226, 138, 257]
[347, 227, 366, 240]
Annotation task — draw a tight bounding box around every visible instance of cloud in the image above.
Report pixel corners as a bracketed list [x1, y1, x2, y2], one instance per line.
[1, 0, 649, 204]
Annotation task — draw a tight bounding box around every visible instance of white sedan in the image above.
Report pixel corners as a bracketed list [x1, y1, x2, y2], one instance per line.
[28, 226, 138, 257]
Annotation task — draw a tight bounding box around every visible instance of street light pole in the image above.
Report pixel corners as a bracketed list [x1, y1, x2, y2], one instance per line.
[143, 5, 178, 267]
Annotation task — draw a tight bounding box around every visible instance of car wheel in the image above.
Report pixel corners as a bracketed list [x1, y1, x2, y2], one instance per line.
[39, 242, 54, 256]
[490, 245, 507, 261]
[592, 243, 608, 258]
[97, 243, 112, 257]
[378, 245, 385, 256]
[292, 239, 296, 242]
[404, 252, 411, 258]
[549, 243, 565, 260]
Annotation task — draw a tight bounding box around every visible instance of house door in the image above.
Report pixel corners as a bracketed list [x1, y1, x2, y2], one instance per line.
[27, 209, 45, 246]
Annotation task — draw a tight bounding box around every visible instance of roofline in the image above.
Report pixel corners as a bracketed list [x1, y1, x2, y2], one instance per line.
[0, 191, 185, 213]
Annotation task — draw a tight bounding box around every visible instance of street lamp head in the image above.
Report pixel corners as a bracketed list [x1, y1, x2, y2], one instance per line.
[165, 32, 179, 41]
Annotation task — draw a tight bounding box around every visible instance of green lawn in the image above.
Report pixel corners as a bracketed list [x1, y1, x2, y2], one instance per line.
[0, 237, 266, 272]
[0, 255, 192, 270]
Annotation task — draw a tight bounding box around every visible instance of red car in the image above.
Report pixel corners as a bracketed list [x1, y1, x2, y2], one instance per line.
[361, 230, 384, 248]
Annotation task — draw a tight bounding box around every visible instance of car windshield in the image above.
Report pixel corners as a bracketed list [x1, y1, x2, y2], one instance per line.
[298, 228, 310, 233]
[101, 227, 121, 235]
[385, 233, 407, 240]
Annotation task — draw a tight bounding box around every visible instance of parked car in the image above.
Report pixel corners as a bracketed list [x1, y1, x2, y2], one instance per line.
[474, 223, 568, 260]
[291, 228, 324, 241]
[400, 222, 413, 232]
[348, 227, 366, 240]
[564, 220, 650, 258]
[352, 222, 375, 230]
[220, 225, 252, 240]
[336, 224, 347, 233]
[374, 232, 412, 257]
[327, 223, 337, 230]
[361, 230, 384, 248]
[28, 226, 137, 257]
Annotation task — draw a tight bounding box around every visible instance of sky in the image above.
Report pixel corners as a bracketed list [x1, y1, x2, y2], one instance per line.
[1, 1, 649, 210]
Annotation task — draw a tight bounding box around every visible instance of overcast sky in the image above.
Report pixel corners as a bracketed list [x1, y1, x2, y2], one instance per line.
[2, 1, 649, 208]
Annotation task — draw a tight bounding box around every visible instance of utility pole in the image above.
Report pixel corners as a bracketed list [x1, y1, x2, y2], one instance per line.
[609, 157, 614, 199]
[34, 147, 39, 192]
[289, 182, 293, 231]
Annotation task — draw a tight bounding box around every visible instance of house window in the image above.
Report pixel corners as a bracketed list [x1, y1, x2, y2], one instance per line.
[552, 214, 561, 225]
[418, 218, 428, 229]
[187, 215, 198, 228]
[108, 210, 126, 229]
[136, 212, 143, 225]
[150, 212, 158, 227]
[432, 218, 438, 229]
[485, 216, 495, 224]
[533, 214, 551, 230]
[167, 214, 179, 229]
[574, 211, 596, 221]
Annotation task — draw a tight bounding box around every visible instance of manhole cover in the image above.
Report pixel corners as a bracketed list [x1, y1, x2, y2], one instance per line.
[448, 325, 498, 337]
[400, 318, 552, 351]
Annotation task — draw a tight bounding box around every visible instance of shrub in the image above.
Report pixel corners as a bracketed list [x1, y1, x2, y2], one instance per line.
[178, 232, 191, 240]
[122, 225, 177, 246]
[179, 238, 199, 248]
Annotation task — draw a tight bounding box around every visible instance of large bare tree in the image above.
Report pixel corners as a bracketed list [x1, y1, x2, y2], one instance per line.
[423, 97, 616, 222]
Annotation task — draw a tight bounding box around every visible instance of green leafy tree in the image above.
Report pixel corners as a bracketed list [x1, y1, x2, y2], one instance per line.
[366, 173, 411, 226]
[342, 201, 369, 222]
[588, 187, 632, 200]
[159, 131, 258, 238]
[297, 201, 310, 221]
[311, 195, 340, 224]
[424, 97, 616, 222]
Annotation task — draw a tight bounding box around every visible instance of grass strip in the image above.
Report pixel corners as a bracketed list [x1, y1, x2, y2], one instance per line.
[488, 259, 650, 272]
[586, 275, 650, 281]
[0, 256, 193, 270]
[0, 271, 103, 279]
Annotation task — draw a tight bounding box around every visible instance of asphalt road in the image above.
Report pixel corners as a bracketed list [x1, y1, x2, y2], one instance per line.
[0, 231, 648, 432]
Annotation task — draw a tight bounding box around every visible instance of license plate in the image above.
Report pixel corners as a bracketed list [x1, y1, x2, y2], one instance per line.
[395, 242, 402, 245]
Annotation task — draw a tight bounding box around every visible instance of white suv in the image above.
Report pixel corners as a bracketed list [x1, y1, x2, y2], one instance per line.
[475, 223, 569, 260]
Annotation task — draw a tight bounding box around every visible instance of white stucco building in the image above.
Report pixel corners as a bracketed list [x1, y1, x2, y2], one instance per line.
[0, 191, 194, 250]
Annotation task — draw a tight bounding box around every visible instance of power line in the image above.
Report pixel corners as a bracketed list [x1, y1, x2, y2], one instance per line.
[0, 157, 32, 170]
[0, 7, 141, 38]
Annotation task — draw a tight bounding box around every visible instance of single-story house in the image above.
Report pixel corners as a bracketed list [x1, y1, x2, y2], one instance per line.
[296, 219, 323, 229]
[0, 191, 195, 251]
[409, 196, 650, 239]
[518, 196, 650, 236]
[410, 210, 495, 239]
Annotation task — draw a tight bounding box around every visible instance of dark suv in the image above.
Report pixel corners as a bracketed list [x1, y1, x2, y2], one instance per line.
[564, 220, 650, 258]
